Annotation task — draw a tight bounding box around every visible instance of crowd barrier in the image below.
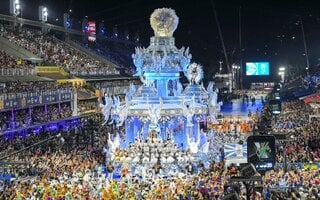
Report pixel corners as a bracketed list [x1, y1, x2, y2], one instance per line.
[71, 69, 120, 76]
[274, 162, 319, 171]
[0, 68, 36, 76]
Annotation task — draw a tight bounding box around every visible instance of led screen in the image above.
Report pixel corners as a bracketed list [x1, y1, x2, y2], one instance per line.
[247, 135, 276, 171]
[87, 21, 96, 42]
[246, 62, 269, 76]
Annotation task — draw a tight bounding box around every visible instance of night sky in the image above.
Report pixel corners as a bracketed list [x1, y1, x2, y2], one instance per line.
[1, 0, 320, 79]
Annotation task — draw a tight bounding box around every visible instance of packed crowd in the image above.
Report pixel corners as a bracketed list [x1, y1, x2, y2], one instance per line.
[0, 81, 71, 97]
[0, 103, 72, 132]
[1, 27, 118, 76]
[78, 100, 98, 115]
[0, 99, 319, 199]
[78, 38, 135, 74]
[272, 100, 320, 163]
[0, 126, 105, 199]
[0, 50, 34, 76]
[264, 169, 320, 199]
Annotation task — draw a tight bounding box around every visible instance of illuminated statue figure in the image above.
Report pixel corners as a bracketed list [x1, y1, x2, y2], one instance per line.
[148, 98, 163, 129]
[182, 96, 195, 126]
[108, 133, 120, 151]
[173, 82, 183, 96]
[115, 105, 128, 127]
[185, 63, 203, 85]
[199, 130, 210, 154]
[111, 96, 129, 127]
[100, 96, 113, 125]
[106, 133, 121, 160]
[207, 82, 219, 123]
[140, 72, 147, 86]
[150, 8, 179, 37]
[125, 83, 136, 101]
[187, 129, 200, 154]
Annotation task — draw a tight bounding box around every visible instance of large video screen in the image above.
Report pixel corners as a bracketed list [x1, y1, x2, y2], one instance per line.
[246, 62, 269, 76]
[247, 135, 276, 171]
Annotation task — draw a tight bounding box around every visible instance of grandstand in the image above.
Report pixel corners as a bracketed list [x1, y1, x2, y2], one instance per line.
[0, 14, 140, 139]
[0, 4, 320, 199]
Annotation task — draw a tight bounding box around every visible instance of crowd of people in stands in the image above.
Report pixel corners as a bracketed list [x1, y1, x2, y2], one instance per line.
[264, 169, 320, 199]
[272, 100, 320, 163]
[78, 100, 98, 115]
[0, 128, 233, 200]
[0, 81, 71, 97]
[78, 37, 135, 74]
[1, 26, 118, 76]
[0, 127, 318, 199]
[0, 103, 72, 132]
[252, 99, 320, 198]
[0, 50, 34, 75]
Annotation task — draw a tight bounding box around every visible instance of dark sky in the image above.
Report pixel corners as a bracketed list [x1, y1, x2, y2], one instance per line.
[1, 0, 320, 78]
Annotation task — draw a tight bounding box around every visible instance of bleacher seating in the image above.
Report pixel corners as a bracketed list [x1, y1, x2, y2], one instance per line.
[0, 26, 119, 77]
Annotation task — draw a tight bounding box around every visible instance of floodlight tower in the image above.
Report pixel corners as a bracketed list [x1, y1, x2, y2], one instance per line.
[10, 0, 22, 29]
[10, 0, 21, 16]
[278, 67, 285, 83]
[39, 6, 48, 22]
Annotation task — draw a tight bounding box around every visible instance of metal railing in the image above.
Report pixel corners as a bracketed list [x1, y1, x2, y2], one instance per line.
[71, 69, 120, 76]
[0, 89, 72, 101]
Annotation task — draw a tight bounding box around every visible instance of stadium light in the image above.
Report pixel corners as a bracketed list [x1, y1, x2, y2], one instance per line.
[39, 6, 48, 22]
[279, 67, 285, 71]
[10, 0, 21, 16]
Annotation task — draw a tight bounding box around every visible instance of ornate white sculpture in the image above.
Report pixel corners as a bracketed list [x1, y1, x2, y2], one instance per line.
[176, 82, 183, 96]
[181, 96, 195, 126]
[148, 97, 163, 128]
[107, 133, 121, 160]
[125, 83, 136, 102]
[207, 82, 219, 123]
[185, 63, 204, 85]
[132, 11, 191, 74]
[199, 130, 210, 154]
[108, 95, 129, 127]
[115, 98, 129, 127]
[113, 96, 120, 108]
[150, 8, 179, 37]
[140, 73, 147, 86]
[132, 47, 145, 76]
[187, 130, 200, 154]
[180, 47, 192, 71]
[208, 89, 218, 108]
[100, 95, 113, 125]
[207, 81, 214, 93]
[129, 83, 136, 94]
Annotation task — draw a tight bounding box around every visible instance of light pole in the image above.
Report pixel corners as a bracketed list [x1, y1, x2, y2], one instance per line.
[219, 61, 223, 74]
[39, 6, 48, 22]
[10, 0, 21, 28]
[10, 0, 21, 16]
[278, 67, 285, 83]
[299, 18, 310, 76]
[232, 64, 240, 90]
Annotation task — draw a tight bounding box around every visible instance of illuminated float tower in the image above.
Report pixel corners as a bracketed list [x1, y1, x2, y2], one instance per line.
[106, 8, 220, 150]
[132, 8, 191, 98]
